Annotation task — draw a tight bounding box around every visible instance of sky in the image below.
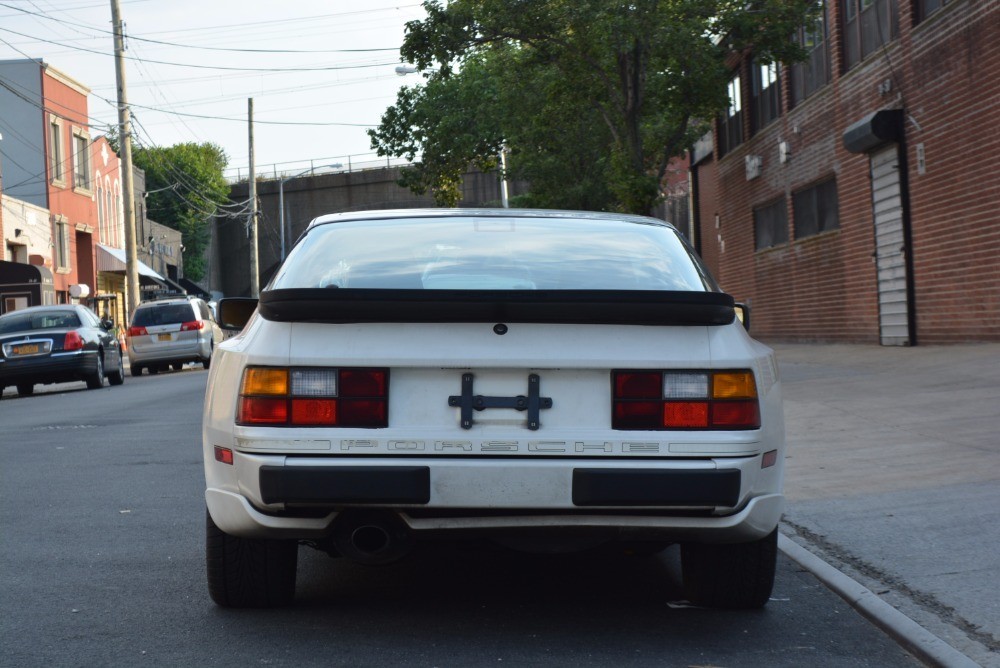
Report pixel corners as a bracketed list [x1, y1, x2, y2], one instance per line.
[0, 0, 429, 181]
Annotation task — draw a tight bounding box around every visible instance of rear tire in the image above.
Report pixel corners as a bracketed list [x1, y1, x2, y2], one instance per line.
[108, 352, 125, 385]
[17, 383, 34, 397]
[86, 353, 105, 389]
[206, 509, 298, 608]
[171, 363, 184, 372]
[681, 528, 777, 609]
[148, 366, 159, 375]
[130, 364, 143, 377]
[202, 341, 213, 369]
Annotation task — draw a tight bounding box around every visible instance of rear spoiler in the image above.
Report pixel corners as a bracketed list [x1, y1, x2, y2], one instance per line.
[253, 289, 737, 327]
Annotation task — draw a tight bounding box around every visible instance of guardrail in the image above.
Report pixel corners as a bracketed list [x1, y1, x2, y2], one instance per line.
[225, 154, 414, 184]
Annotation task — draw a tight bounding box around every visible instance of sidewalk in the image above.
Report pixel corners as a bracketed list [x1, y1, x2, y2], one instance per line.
[770, 342, 1000, 666]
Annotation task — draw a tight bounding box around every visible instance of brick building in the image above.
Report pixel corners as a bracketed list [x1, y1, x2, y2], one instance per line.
[692, 0, 999, 344]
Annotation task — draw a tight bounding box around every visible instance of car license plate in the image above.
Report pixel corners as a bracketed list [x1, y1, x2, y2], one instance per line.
[13, 343, 40, 355]
[158, 333, 172, 341]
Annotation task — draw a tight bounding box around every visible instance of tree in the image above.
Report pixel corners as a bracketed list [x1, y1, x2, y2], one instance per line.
[370, 0, 816, 214]
[131, 143, 230, 282]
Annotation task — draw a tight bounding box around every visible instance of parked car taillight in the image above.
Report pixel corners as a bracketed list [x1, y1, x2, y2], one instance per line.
[237, 367, 389, 428]
[63, 331, 84, 351]
[612, 370, 760, 430]
[128, 326, 147, 337]
[181, 320, 205, 331]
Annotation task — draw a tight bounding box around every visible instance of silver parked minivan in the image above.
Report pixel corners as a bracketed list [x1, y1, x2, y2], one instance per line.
[127, 297, 222, 376]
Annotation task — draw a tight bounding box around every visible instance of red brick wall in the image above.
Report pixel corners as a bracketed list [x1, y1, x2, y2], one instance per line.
[42, 68, 97, 298]
[702, 0, 1000, 343]
[695, 157, 720, 276]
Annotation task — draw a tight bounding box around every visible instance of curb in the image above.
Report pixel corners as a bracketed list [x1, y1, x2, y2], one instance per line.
[778, 534, 981, 668]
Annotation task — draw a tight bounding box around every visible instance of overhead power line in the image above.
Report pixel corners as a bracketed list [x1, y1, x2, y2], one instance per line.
[0, 2, 401, 53]
[0, 25, 398, 72]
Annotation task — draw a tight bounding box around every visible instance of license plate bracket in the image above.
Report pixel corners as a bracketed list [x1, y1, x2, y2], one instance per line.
[448, 373, 553, 431]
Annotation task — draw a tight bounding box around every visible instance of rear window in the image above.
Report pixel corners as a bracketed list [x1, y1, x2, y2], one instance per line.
[132, 303, 195, 327]
[0, 311, 81, 334]
[270, 216, 713, 292]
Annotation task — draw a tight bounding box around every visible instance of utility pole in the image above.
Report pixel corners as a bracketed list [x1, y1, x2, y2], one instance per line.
[110, 0, 140, 317]
[247, 98, 259, 297]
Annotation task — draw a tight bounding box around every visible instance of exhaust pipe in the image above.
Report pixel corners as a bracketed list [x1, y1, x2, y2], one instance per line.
[329, 510, 413, 565]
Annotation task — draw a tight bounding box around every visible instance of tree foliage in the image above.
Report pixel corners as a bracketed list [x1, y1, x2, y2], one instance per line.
[370, 0, 816, 214]
[131, 143, 229, 282]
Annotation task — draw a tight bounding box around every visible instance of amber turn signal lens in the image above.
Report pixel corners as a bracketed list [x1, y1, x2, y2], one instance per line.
[241, 368, 289, 396]
[712, 372, 757, 399]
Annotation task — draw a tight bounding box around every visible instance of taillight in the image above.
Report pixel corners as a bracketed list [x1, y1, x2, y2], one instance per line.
[237, 367, 388, 428]
[63, 331, 84, 351]
[612, 370, 760, 430]
[180, 320, 204, 331]
[128, 326, 147, 337]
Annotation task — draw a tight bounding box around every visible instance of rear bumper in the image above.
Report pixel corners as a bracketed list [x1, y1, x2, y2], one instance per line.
[128, 340, 205, 365]
[207, 487, 783, 544]
[206, 454, 783, 543]
[0, 350, 97, 386]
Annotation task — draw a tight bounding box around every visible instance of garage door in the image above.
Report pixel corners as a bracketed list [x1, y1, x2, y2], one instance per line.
[870, 145, 911, 346]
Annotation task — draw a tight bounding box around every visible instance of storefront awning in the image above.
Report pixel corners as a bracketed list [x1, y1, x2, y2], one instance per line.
[96, 244, 167, 288]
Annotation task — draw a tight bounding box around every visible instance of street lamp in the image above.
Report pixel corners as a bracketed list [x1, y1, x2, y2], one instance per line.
[279, 164, 342, 260]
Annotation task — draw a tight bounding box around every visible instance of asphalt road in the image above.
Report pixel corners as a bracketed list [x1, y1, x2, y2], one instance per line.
[0, 368, 921, 667]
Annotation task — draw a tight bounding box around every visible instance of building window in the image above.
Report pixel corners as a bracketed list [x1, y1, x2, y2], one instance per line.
[754, 198, 789, 250]
[54, 217, 71, 271]
[915, 0, 948, 22]
[97, 185, 106, 241]
[751, 60, 781, 133]
[72, 128, 91, 192]
[791, 0, 830, 106]
[843, 0, 898, 70]
[49, 116, 65, 186]
[793, 178, 840, 239]
[718, 73, 744, 157]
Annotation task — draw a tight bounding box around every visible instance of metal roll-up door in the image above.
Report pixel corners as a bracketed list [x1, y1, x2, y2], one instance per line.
[870, 145, 910, 346]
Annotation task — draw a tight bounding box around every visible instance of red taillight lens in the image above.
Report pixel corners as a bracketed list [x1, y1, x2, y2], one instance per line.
[612, 370, 760, 430]
[614, 372, 661, 399]
[291, 398, 337, 425]
[711, 401, 760, 428]
[340, 369, 387, 397]
[238, 397, 288, 424]
[612, 401, 662, 430]
[663, 401, 710, 428]
[180, 320, 204, 331]
[128, 326, 147, 337]
[339, 399, 387, 427]
[63, 331, 84, 351]
[237, 367, 388, 428]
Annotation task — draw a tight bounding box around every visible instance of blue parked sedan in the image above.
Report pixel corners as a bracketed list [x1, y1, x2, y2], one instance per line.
[0, 304, 125, 398]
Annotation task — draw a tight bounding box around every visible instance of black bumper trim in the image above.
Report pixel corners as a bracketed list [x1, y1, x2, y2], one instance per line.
[259, 465, 430, 505]
[572, 468, 741, 507]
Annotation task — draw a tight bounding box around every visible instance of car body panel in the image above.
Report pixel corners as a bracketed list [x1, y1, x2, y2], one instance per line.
[202, 209, 785, 549]
[127, 297, 222, 368]
[0, 305, 123, 391]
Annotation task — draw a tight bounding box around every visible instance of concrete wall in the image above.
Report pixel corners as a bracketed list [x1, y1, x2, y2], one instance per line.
[214, 166, 516, 297]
